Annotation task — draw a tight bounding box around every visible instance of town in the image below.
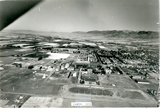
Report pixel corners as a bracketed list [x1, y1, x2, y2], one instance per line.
[0, 31, 159, 107]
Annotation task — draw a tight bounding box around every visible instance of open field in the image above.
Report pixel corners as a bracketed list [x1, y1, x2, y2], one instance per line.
[0, 68, 62, 96]
[0, 49, 33, 57]
[46, 53, 70, 60]
[100, 75, 139, 89]
[21, 97, 63, 108]
[0, 57, 15, 64]
[0, 100, 9, 107]
[117, 90, 145, 100]
[44, 43, 59, 47]
[0, 93, 31, 108]
[24, 52, 49, 58]
[62, 95, 157, 107]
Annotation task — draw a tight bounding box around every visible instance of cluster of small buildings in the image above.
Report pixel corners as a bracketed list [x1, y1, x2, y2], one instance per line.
[72, 68, 99, 85]
[2, 94, 30, 108]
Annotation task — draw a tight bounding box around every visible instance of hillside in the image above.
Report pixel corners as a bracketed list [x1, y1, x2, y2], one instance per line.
[1, 30, 159, 43]
[74, 30, 159, 40]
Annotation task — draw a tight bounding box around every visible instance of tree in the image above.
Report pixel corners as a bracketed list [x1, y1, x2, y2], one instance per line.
[38, 56, 43, 61]
[96, 81, 100, 85]
[28, 65, 34, 69]
[80, 79, 85, 84]
[101, 69, 106, 75]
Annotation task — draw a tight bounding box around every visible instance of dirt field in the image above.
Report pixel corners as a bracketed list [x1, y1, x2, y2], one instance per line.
[0, 100, 9, 107]
[21, 97, 63, 108]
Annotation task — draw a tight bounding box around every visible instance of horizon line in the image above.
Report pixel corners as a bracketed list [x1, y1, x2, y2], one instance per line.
[1, 29, 159, 33]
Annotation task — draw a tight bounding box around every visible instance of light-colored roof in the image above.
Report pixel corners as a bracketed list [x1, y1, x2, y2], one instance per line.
[99, 45, 106, 49]
[75, 60, 90, 64]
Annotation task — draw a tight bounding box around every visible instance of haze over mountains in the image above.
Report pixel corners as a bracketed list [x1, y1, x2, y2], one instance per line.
[1, 30, 159, 40]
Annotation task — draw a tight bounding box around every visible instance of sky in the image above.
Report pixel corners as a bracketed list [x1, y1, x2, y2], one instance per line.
[4, 0, 159, 32]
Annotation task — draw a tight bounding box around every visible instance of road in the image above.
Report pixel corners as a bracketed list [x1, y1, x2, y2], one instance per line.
[0, 91, 35, 96]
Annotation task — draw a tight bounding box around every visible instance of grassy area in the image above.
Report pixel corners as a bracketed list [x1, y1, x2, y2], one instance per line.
[0, 94, 18, 100]
[34, 84, 62, 95]
[117, 91, 145, 100]
[69, 87, 113, 96]
[101, 75, 138, 89]
[0, 49, 33, 57]
[0, 57, 15, 64]
[0, 67, 63, 95]
[24, 52, 49, 58]
[52, 79, 68, 84]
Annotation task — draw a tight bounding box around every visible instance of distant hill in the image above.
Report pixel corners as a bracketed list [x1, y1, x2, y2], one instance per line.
[1, 30, 159, 42]
[1, 29, 60, 37]
[75, 30, 159, 39]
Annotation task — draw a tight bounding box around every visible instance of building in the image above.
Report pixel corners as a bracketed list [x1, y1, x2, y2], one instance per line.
[75, 60, 90, 69]
[67, 66, 74, 71]
[60, 64, 65, 70]
[105, 68, 112, 74]
[0, 67, 4, 71]
[12, 62, 22, 68]
[80, 68, 98, 83]
[72, 72, 77, 77]
[135, 79, 150, 84]
[64, 63, 70, 68]
[132, 75, 145, 80]
[80, 68, 88, 74]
